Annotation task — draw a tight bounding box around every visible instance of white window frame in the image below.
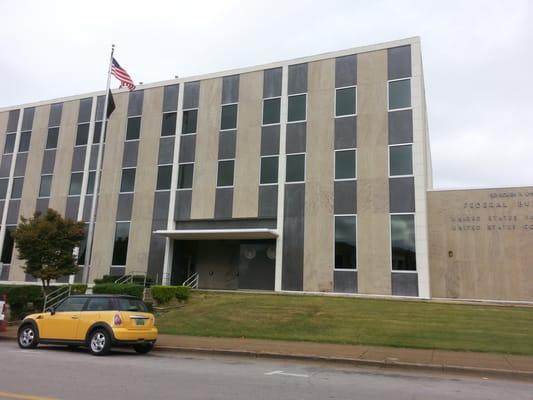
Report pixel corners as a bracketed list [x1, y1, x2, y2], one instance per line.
[334, 148, 357, 181]
[119, 167, 136, 194]
[334, 85, 357, 118]
[259, 155, 279, 186]
[17, 130, 31, 154]
[387, 78, 412, 112]
[177, 162, 194, 191]
[124, 115, 142, 142]
[287, 93, 307, 124]
[181, 108, 199, 136]
[74, 122, 91, 148]
[160, 110, 179, 138]
[45, 126, 60, 150]
[219, 102, 239, 132]
[68, 171, 84, 197]
[388, 143, 414, 178]
[333, 214, 358, 272]
[261, 96, 282, 127]
[285, 152, 306, 184]
[216, 158, 235, 189]
[389, 212, 417, 273]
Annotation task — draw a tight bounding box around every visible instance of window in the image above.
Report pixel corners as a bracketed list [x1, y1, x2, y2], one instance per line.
[39, 175, 52, 198]
[46, 127, 59, 149]
[69, 172, 83, 196]
[217, 160, 234, 187]
[286, 154, 305, 183]
[156, 165, 172, 190]
[77, 223, 89, 265]
[390, 145, 413, 176]
[112, 222, 130, 266]
[0, 179, 8, 199]
[126, 117, 141, 141]
[391, 214, 416, 271]
[4, 133, 15, 154]
[335, 215, 357, 269]
[86, 171, 97, 195]
[86, 297, 112, 311]
[76, 123, 89, 146]
[388, 79, 411, 110]
[18, 131, 31, 152]
[1, 226, 15, 264]
[287, 94, 306, 122]
[335, 149, 356, 180]
[120, 168, 136, 193]
[182, 109, 198, 134]
[117, 298, 147, 312]
[55, 297, 87, 312]
[262, 98, 281, 125]
[161, 112, 177, 136]
[11, 177, 23, 199]
[94, 121, 107, 144]
[220, 104, 238, 130]
[178, 163, 193, 189]
[260, 156, 278, 184]
[335, 86, 356, 117]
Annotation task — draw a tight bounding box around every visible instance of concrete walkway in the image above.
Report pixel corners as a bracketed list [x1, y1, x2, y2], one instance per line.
[2, 326, 532, 380]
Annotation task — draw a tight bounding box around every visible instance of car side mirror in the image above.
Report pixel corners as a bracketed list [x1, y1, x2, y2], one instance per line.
[47, 307, 56, 315]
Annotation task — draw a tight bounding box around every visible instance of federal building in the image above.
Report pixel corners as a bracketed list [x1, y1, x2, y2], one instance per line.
[0, 37, 531, 302]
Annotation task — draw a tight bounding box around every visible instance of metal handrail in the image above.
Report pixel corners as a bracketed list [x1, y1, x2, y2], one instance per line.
[182, 273, 199, 289]
[114, 271, 148, 287]
[43, 285, 71, 312]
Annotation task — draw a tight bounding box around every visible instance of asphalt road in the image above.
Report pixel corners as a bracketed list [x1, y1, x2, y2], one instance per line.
[0, 340, 532, 400]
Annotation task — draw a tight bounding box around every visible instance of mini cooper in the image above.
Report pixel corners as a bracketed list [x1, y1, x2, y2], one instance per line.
[17, 294, 157, 355]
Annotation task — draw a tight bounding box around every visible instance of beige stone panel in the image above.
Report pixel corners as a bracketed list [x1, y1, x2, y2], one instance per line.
[303, 59, 335, 292]
[10, 105, 50, 281]
[125, 87, 164, 275]
[0, 112, 8, 154]
[232, 71, 262, 218]
[428, 188, 533, 301]
[190, 78, 222, 219]
[356, 50, 391, 295]
[89, 92, 129, 280]
[49, 100, 78, 215]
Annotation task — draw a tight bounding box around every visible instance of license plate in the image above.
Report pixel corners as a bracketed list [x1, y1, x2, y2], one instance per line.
[135, 319, 145, 326]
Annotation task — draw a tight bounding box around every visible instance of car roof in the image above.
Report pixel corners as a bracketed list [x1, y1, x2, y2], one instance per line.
[68, 294, 139, 299]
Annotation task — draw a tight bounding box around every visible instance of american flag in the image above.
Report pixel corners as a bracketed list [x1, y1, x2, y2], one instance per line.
[111, 58, 136, 91]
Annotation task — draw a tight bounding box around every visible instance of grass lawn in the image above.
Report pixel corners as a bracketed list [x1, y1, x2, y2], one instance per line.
[156, 291, 533, 355]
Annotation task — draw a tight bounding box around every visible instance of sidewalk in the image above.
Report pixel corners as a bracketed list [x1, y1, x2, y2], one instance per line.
[2, 327, 532, 380]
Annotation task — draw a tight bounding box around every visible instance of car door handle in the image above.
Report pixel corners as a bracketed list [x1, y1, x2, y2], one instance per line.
[71, 316, 79, 320]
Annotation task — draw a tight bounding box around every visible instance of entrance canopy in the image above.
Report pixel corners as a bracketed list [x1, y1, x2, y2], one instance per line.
[154, 228, 278, 240]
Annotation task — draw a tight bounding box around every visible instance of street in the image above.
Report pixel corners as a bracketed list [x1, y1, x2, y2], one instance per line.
[0, 340, 531, 400]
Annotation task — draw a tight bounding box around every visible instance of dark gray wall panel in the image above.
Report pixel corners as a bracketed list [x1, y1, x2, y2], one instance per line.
[83, 196, 96, 222]
[14, 153, 28, 176]
[152, 191, 170, 221]
[122, 140, 139, 168]
[389, 109, 413, 144]
[163, 84, 179, 112]
[288, 63, 308, 95]
[334, 181, 357, 214]
[89, 144, 100, 170]
[175, 218, 276, 230]
[7, 110, 20, 132]
[218, 130, 236, 160]
[334, 270, 357, 293]
[41, 150, 56, 174]
[258, 185, 278, 219]
[110, 266, 126, 277]
[335, 55, 357, 88]
[286, 122, 306, 154]
[183, 81, 200, 109]
[0, 201, 4, 220]
[238, 240, 276, 290]
[335, 116, 357, 149]
[175, 190, 192, 220]
[65, 196, 80, 220]
[179, 134, 196, 163]
[214, 187, 233, 219]
[49, 103, 63, 127]
[0, 155, 11, 178]
[158, 136, 175, 165]
[78, 98, 92, 123]
[71, 146, 86, 172]
[116, 193, 133, 221]
[127, 90, 144, 116]
[6, 200, 20, 224]
[392, 272, 418, 296]
[263, 68, 282, 98]
[388, 45, 412, 80]
[35, 198, 49, 214]
[95, 95, 105, 121]
[389, 177, 415, 213]
[260, 125, 280, 156]
[0, 265, 10, 280]
[25, 274, 38, 282]
[22, 107, 35, 131]
[147, 234, 166, 283]
[222, 75, 240, 104]
[282, 183, 305, 291]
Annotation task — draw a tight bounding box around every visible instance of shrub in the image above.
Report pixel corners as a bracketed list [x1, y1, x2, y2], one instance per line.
[69, 284, 87, 295]
[92, 283, 144, 299]
[175, 286, 191, 301]
[0, 285, 43, 320]
[151, 286, 176, 305]
[93, 274, 152, 286]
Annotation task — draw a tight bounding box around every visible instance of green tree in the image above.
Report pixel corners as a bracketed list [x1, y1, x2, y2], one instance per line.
[12, 209, 85, 293]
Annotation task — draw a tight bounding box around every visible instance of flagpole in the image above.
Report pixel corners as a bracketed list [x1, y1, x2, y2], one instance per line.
[82, 44, 115, 284]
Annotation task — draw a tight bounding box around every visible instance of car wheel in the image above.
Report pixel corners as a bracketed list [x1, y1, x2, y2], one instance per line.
[133, 343, 153, 354]
[18, 324, 39, 349]
[88, 329, 111, 356]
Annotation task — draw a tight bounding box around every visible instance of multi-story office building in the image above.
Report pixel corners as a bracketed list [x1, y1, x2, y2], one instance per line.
[1, 37, 531, 302]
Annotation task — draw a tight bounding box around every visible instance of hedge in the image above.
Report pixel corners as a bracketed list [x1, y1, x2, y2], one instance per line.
[92, 283, 144, 299]
[93, 275, 152, 285]
[151, 285, 191, 305]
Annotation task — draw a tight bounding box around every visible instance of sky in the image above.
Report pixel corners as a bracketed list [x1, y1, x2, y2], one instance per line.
[1, 0, 532, 189]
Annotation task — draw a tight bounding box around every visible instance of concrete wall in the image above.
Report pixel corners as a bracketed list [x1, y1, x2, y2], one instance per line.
[428, 187, 533, 301]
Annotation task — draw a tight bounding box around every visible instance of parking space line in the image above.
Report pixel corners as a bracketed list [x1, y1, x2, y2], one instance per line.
[265, 370, 309, 378]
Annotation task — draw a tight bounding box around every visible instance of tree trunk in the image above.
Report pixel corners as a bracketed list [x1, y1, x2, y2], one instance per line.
[41, 279, 47, 296]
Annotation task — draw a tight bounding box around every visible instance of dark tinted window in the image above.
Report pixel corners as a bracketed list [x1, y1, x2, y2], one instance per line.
[287, 94, 306, 122]
[182, 109, 198, 134]
[389, 79, 411, 110]
[335, 215, 356, 269]
[86, 297, 112, 311]
[336, 87, 356, 117]
[161, 112, 177, 136]
[56, 297, 87, 312]
[0, 179, 8, 199]
[94, 121, 106, 144]
[4, 133, 16, 154]
[46, 127, 59, 149]
[390, 145, 412, 176]
[220, 104, 238, 130]
[263, 98, 280, 125]
[69, 172, 83, 195]
[19, 131, 31, 152]
[156, 165, 172, 190]
[335, 150, 356, 180]
[86, 171, 96, 195]
[391, 214, 416, 271]
[178, 163, 193, 189]
[11, 177, 23, 199]
[77, 223, 89, 265]
[217, 160, 234, 187]
[260, 156, 278, 184]
[120, 168, 136, 193]
[39, 175, 52, 198]
[112, 222, 130, 266]
[117, 298, 147, 312]
[286, 154, 305, 183]
[126, 117, 141, 141]
[1, 227, 15, 264]
[76, 123, 89, 146]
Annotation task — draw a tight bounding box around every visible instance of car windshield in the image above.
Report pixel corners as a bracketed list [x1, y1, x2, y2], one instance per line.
[116, 298, 148, 312]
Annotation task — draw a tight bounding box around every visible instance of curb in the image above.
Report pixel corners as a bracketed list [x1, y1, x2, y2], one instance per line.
[154, 345, 533, 382]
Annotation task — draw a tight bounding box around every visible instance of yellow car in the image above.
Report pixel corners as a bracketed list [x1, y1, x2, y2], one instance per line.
[17, 294, 157, 356]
